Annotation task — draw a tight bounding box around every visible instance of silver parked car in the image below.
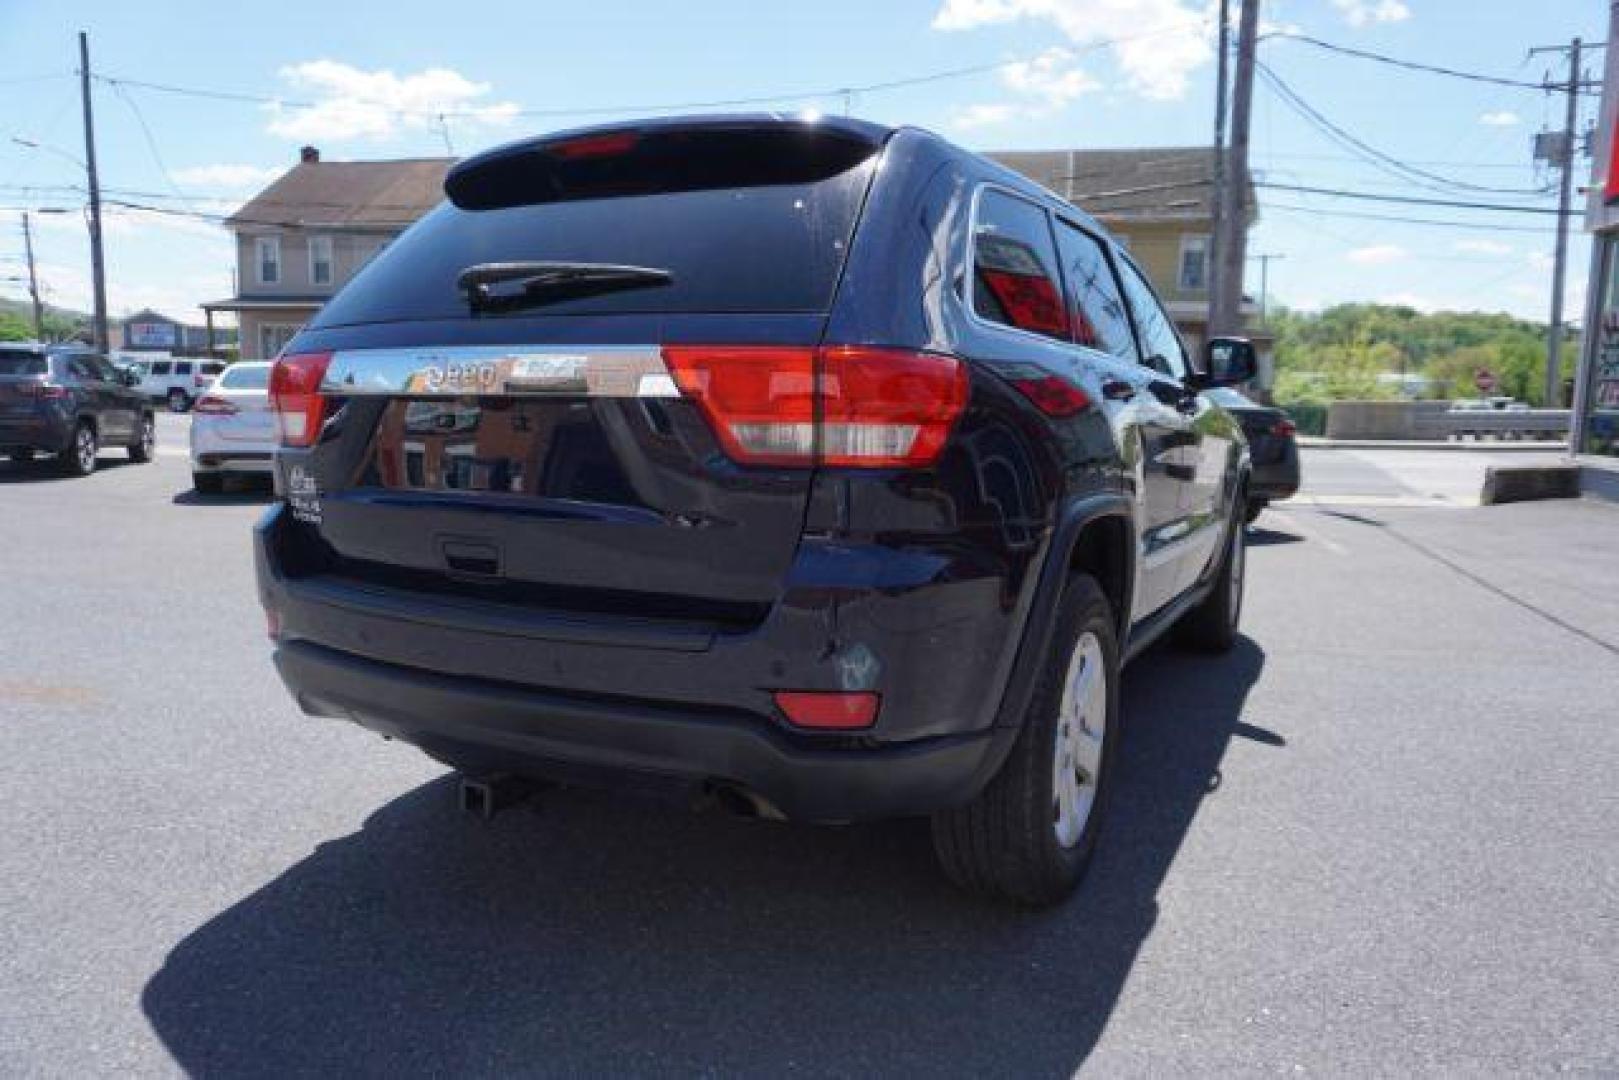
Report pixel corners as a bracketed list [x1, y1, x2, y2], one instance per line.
[189, 362, 274, 492]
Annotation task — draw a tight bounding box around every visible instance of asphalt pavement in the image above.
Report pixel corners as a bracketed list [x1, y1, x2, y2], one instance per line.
[1, 416, 1616, 1076]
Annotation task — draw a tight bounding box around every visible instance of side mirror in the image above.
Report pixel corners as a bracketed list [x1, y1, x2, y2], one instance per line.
[1198, 337, 1257, 388]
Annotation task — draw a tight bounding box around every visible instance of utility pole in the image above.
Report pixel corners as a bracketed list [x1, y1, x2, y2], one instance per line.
[78, 30, 109, 353]
[21, 212, 44, 341]
[1211, 0, 1259, 339]
[1207, 0, 1232, 326]
[1539, 37, 1583, 407]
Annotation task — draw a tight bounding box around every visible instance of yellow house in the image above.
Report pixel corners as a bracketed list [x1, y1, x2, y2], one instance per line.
[989, 147, 1266, 378]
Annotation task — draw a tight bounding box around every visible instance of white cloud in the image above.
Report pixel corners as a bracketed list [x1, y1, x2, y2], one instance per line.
[1348, 244, 1408, 265]
[932, 0, 1211, 101]
[952, 46, 1101, 130]
[1331, 0, 1411, 27]
[265, 61, 519, 142]
[1478, 110, 1520, 127]
[1454, 239, 1513, 256]
[170, 164, 284, 189]
[951, 103, 1022, 129]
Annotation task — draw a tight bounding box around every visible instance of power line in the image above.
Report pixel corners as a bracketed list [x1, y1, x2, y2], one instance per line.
[1256, 180, 1566, 214]
[1256, 61, 1556, 197]
[91, 24, 1193, 122]
[1262, 31, 1604, 94]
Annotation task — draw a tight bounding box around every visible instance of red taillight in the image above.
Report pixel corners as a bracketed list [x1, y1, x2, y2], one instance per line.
[1271, 417, 1297, 438]
[549, 131, 639, 160]
[773, 691, 880, 730]
[192, 394, 238, 416]
[1010, 375, 1091, 418]
[662, 345, 968, 469]
[269, 351, 333, 447]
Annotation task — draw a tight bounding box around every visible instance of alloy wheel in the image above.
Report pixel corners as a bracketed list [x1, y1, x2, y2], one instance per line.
[1052, 630, 1107, 848]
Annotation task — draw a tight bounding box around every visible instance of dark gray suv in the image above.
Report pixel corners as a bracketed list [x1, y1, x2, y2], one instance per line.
[0, 344, 155, 475]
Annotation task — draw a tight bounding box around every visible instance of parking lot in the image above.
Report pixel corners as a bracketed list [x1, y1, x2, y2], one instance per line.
[2, 413, 1617, 1075]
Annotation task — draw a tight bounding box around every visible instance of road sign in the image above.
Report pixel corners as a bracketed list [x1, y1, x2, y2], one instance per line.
[1474, 368, 1498, 393]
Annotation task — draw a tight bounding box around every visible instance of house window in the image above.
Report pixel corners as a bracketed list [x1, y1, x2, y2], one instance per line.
[255, 236, 281, 285]
[258, 323, 301, 360]
[309, 236, 334, 286]
[1178, 234, 1209, 293]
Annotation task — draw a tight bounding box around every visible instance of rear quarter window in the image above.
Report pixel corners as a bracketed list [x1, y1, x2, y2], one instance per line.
[0, 351, 48, 376]
[313, 156, 877, 327]
[970, 189, 1070, 342]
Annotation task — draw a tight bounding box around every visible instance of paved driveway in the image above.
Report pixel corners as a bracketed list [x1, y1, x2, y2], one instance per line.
[1, 418, 1615, 1075]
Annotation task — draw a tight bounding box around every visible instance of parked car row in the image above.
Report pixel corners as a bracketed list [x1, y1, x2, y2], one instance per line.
[0, 342, 155, 475]
[121, 357, 227, 412]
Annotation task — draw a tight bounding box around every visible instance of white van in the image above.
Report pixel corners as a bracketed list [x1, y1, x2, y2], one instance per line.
[124, 357, 226, 411]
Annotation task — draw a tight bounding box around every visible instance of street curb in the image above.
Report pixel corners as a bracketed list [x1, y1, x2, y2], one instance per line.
[1298, 438, 1568, 453]
[1481, 465, 1582, 505]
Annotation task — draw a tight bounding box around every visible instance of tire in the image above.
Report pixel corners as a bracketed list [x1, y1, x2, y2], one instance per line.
[932, 574, 1120, 907]
[1177, 502, 1246, 654]
[127, 414, 155, 463]
[192, 471, 225, 494]
[61, 422, 97, 477]
[167, 389, 190, 413]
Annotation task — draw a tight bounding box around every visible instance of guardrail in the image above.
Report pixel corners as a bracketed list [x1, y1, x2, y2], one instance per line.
[1323, 400, 1570, 441]
[1440, 409, 1570, 441]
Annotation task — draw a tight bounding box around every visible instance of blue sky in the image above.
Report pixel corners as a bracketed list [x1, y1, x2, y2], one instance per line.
[0, 0, 1607, 329]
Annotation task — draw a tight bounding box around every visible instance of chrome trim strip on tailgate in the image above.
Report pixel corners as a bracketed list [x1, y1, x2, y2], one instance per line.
[322, 346, 679, 398]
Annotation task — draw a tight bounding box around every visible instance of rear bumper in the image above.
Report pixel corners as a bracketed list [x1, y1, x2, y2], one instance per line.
[0, 412, 73, 453]
[190, 419, 276, 472]
[254, 502, 1040, 822]
[1249, 444, 1301, 501]
[274, 637, 1008, 822]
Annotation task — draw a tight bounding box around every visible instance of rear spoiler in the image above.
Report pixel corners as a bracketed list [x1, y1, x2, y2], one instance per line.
[445, 115, 891, 211]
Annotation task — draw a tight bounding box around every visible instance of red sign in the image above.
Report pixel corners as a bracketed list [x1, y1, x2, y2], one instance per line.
[1474, 367, 1498, 393]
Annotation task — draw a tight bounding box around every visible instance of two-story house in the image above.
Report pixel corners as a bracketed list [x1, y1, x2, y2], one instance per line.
[209, 143, 1264, 379]
[204, 147, 452, 360]
[989, 146, 1265, 371]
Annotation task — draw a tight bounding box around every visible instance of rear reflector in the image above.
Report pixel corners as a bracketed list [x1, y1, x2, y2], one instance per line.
[269, 351, 333, 447]
[1272, 417, 1297, 438]
[662, 345, 968, 468]
[192, 394, 238, 416]
[773, 691, 880, 730]
[1010, 375, 1091, 418]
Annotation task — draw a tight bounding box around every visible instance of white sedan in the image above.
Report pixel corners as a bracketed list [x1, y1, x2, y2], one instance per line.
[189, 361, 275, 493]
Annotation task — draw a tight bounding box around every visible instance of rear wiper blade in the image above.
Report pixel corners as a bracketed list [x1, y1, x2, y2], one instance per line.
[458, 261, 673, 311]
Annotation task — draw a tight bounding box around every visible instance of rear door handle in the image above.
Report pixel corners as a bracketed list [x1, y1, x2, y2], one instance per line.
[1100, 379, 1137, 402]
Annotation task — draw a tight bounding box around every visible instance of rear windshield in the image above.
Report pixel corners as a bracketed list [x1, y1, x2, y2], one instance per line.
[313, 156, 878, 327]
[217, 364, 270, 389]
[0, 350, 48, 376]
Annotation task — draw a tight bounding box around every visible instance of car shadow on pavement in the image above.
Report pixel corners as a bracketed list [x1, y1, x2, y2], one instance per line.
[141, 637, 1266, 1076]
[1245, 524, 1304, 547]
[170, 487, 275, 507]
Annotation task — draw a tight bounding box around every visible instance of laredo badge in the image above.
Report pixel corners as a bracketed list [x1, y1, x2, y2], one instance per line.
[287, 464, 323, 525]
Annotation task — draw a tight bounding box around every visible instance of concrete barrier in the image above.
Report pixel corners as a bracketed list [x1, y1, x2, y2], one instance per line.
[1481, 464, 1581, 505]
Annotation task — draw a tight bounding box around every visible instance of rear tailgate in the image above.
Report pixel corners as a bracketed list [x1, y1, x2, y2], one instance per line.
[276, 120, 885, 622]
[0, 351, 49, 421]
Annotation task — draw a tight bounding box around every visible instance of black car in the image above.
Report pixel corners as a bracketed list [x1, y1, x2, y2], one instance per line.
[1204, 387, 1300, 522]
[0, 344, 156, 475]
[256, 117, 1255, 906]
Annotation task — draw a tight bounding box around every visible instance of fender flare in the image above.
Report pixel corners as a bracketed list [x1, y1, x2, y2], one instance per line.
[954, 491, 1136, 799]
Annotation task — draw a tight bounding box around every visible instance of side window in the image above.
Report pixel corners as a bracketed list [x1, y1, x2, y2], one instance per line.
[151, 361, 173, 376]
[89, 357, 120, 382]
[175, 362, 193, 376]
[970, 189, 1069, 341]
[1053, 221, 1139, 363]
[1115, 256, 1190, 382]
[67, 357, 98, 382]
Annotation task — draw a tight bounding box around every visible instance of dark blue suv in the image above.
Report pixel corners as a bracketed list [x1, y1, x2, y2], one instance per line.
[255, 116, 1254, 906]
[0, 344, 155, 475]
